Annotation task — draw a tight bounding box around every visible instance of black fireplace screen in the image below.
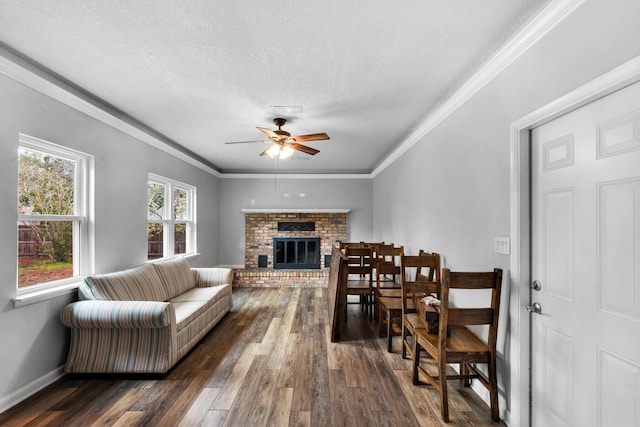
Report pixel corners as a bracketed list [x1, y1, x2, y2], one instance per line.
[273, 237, 320, 269]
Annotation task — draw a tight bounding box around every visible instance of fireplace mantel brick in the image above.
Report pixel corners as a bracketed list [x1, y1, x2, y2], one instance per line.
[237, 212, 347, 287]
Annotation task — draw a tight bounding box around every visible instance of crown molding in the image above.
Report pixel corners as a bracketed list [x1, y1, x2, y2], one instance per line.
[220, 173, 372, 179]
[371, 0, 586, 177]
[0, 44, 222, 178]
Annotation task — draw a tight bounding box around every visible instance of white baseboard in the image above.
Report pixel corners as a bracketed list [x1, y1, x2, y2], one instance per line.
[0, 366, 65, 415]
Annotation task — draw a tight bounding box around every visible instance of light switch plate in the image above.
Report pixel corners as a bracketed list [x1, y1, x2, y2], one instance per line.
[494, 237, 510, 255]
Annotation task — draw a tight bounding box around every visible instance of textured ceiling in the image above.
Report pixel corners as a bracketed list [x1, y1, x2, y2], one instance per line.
[0, 0, 550, 174]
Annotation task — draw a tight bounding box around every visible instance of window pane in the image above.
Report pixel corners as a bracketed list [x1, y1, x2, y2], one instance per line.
[17, 220, 74, 287]
[148, 182, 166, 220]
[148, 223, 163, 260]
[18, 149, 75, 215]
[174, 223, 186, 254]
[173, 188, 188, 220]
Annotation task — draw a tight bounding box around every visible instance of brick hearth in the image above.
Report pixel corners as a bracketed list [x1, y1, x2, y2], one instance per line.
[233, 209, 348, 287]
[233, 268, 329, 288]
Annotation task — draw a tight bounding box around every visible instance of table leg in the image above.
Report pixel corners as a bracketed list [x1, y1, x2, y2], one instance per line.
[387, 310, 394, 352]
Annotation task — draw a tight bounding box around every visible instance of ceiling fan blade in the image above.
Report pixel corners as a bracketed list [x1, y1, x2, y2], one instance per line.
[289, 142, 320, 155]
[257, 127, 280, 140]
[292, 132, 330, 142]
[225, 140, 267, 144]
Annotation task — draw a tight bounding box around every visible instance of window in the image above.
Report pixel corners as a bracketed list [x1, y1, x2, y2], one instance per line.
[17, 134, 94, 291]
[147, 174, 196, 260]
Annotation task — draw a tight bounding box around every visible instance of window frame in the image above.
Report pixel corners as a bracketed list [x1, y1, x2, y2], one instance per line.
[147, 173, 197, 260]
[16, 133, 95, 296]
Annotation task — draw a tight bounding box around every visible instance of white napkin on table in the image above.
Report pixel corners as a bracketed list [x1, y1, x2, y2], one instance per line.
[421, 295, 440, 307]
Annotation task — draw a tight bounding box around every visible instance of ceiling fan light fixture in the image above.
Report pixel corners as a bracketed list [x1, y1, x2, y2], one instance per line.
[280, 145, 295, 159]
[266, 144, 295, 159]
[266, 144, 281, 158]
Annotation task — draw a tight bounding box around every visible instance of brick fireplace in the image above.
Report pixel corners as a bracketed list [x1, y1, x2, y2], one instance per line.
[233, 209, 348, 287]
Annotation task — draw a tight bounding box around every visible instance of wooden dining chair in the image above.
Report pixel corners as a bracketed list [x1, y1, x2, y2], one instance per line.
[373, 244, 403, 320]
[340, 241, 364, 250]
[339, 241, 384, 250]
[345, 245, 374, 316]
[401, 252, 441, 359]
[378, 292, 415, 352]
[412, 267, 503, 422]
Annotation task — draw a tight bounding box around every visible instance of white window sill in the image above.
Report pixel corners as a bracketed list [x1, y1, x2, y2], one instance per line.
[12, 282, 80, 308]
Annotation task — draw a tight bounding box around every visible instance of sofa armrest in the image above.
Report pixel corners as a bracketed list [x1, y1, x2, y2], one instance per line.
[192, 268, 233, 288]
[61, 300, 174, 329]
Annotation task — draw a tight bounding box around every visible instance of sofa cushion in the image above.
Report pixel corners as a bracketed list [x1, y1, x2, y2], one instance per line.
[152, 257, 196, 299]
[170, 285, 230, 327]
[84, 263, 169, 302]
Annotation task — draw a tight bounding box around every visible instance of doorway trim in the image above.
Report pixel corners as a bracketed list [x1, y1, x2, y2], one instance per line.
[509, 54, 640, 427]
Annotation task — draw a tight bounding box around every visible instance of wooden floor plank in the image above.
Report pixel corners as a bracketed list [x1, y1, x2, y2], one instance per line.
[87, 386, 154, 427]
[289, 410, 311, 427]
[0, 387, 76, 427]
[266, 387, 294, 426]
[328, 369, 351, 425]
[210, 342, 259, 410]
[276, 332, 302, 388]
[201, 410, 228, 426]
[290, 342, 314, 412]
[177, 387, 221, 427]
[1, 287, 506, 427]
[241, 364, 279, 426]
[23, 411, 63, 427]
[110, 411, 146, 427]
[222, 354, 272, 426]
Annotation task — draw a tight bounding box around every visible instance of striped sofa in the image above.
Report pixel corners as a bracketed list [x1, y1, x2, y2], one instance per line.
[60, 257, 232, 374]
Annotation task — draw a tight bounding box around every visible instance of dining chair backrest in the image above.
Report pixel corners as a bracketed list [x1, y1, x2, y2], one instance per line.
[400, 253, 441, 315]
[340, 241, 385, 250]
[411, 266, 503, 422]
[345, 246, 373, 276]
[375, 244, 403, 282]
[438, 267, 503, 351]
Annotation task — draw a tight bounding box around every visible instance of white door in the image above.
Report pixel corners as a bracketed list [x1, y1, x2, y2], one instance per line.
[531, 81, 640, 427]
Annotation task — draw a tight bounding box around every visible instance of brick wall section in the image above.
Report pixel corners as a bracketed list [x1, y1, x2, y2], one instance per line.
[233, 268, 329, 288]
[244, 212, 347, 268]
[236, 212, 347, 287]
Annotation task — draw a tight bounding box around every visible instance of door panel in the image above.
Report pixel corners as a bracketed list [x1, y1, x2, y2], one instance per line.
[543, 324, 573, 426]
[598, 179, 640, 322]
[531, 81, 640, 427]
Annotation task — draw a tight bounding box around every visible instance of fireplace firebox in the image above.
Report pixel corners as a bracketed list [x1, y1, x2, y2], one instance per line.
[273, 237, 320, 269]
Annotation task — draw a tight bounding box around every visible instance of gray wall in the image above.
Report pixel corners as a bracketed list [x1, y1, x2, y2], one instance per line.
[218, 177, 373, 266]
[0, 73, 220, 408]
[372, 0, 640, 422]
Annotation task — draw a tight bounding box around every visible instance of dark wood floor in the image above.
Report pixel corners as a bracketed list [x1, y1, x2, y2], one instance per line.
[0, 287, 506, 426]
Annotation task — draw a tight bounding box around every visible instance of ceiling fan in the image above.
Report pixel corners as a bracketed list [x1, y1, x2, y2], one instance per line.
[225, 118, 329, 158]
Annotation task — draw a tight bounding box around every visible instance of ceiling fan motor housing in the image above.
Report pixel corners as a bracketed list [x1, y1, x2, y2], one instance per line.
[273, 117, 287, 128]
[273, 130, 291, 138]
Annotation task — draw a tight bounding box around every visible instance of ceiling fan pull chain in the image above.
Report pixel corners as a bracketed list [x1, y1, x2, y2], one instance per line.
[274, 156, 278, 190]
